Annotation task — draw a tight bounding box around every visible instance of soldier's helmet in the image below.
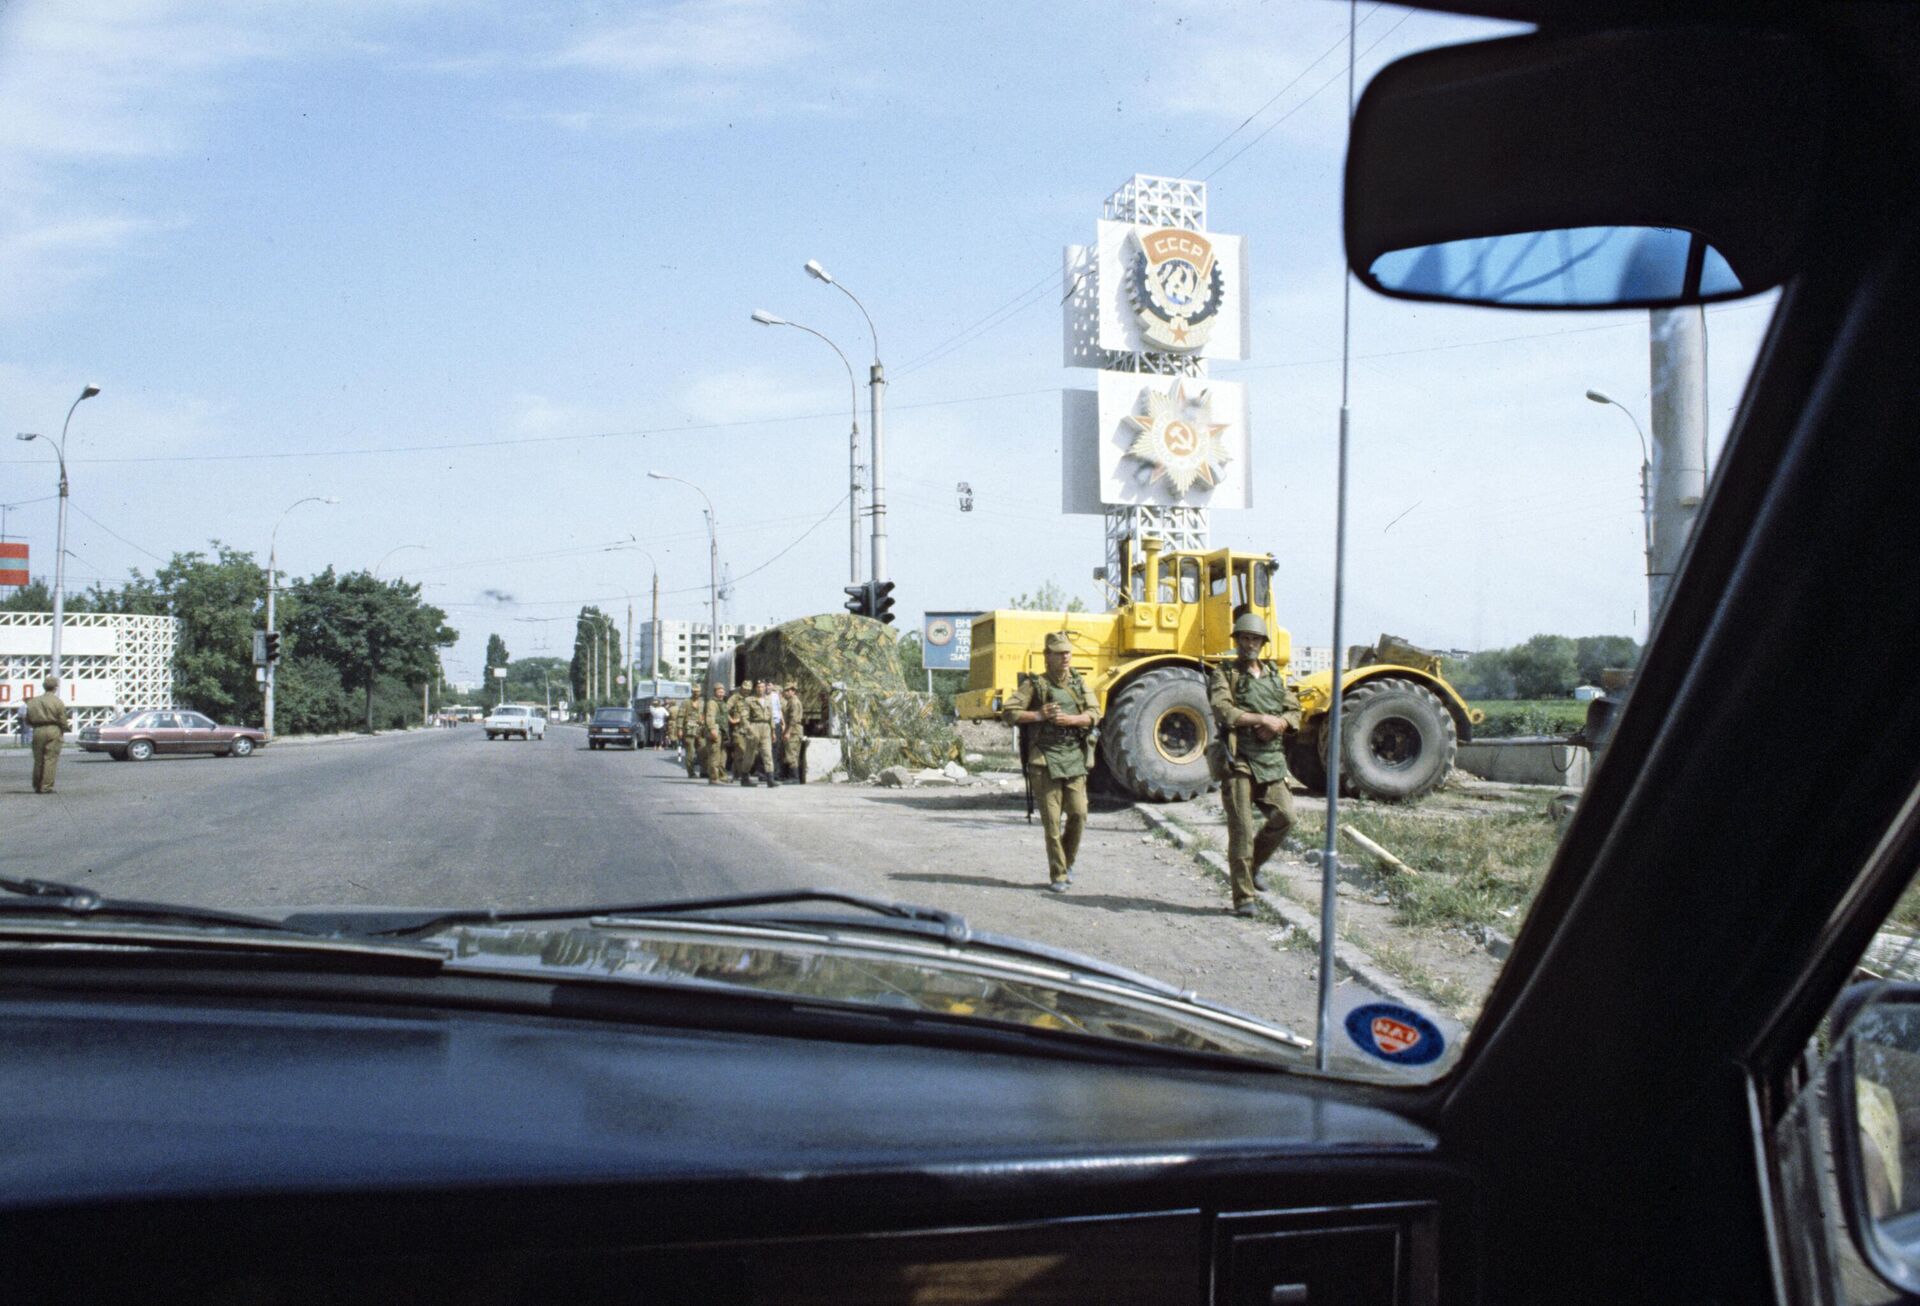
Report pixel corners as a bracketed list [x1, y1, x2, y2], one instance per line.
[1043, 631, 1073, 654]
[1232, 613, 1270, 642]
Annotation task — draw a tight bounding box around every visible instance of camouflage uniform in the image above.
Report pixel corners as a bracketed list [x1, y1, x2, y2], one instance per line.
[24, 681, 69, 795]
[676, 693, 701, 777]
[1209, 656, 1303, 911]
[780, 687, 804, 778]
[1001, 633, 1100, 887]
[730, 687, 776, 786]
[699, 690, 731, 785]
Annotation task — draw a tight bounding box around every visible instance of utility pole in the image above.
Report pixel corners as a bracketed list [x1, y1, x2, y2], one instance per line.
[626, 601, 634, 701]
[1647, 306, 1709, 628]
[650, 571, 661, 679]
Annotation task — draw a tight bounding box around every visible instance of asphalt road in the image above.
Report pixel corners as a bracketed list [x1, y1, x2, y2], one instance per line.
[0, 726, 840, 914]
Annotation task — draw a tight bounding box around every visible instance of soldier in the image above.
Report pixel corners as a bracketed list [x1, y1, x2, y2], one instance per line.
[1209, 612, 1303, 916]
[25, 674, 71, 796]
[729, 681, 777, 787]
[675, 690, 702, 778]
[700, 684, 731, 785]
[1001, 631, 1100, 892]
[780, 682, 804, 780]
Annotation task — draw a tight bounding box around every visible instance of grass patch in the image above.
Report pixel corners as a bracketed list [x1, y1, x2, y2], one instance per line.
[1291, 798, 1562, 932]
[1356, 931, 1476, 1012]
[1889, 880, 1920, 934]
[1470, 699, 1588, 738]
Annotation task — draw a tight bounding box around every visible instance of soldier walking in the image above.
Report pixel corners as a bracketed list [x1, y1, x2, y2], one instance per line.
[700, 684, 731, 785]
[25, 675, 71, 795]
[729, 681, 777, 788]
[1209, 613, 1303, 916]
[780, 683, 804, 780]
[1001, 631, 1100, 892]
[676, 690, 702, 778]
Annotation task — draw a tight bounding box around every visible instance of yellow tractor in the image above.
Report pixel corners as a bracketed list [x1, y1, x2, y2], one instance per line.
[953, 537, 1483, 802]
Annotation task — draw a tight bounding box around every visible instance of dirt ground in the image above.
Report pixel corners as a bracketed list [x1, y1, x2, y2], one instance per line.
[742, 772, 1344, 1042]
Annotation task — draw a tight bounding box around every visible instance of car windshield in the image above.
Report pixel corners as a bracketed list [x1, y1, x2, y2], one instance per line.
[0, 2, 1781, 1083]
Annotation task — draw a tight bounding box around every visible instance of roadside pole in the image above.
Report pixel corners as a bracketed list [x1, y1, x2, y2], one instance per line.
[1647, 306, 1709, 629]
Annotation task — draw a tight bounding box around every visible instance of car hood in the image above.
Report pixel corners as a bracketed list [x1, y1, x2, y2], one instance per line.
[410, 915, 1313, 1067]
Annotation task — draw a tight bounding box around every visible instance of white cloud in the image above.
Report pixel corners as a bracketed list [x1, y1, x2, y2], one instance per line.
[548, 0, 812, 76]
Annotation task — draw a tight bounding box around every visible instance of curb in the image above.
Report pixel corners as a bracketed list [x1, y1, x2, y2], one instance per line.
[1132, 803, 1430, 1012]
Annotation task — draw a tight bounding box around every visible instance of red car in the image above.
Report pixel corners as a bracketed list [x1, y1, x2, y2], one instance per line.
[77, 709, 267, 761]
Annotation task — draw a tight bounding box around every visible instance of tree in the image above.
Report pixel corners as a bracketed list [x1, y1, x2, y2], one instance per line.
[569, 607, 621, 706]
[504, 656, 569, 706]
[1506, 634, 1580, 699]
[1008, 580, 1086, 613]
[283, 568, 456, 732]
[1575, 635, 1640, 685]
[485, 634, 510, 703]
[105, 545, 266, 722]
[897, 631, 965, 715]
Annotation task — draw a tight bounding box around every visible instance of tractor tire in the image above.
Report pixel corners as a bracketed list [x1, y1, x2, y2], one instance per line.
[1334, 677, 1456, 802]
[1100, 666, 1214, 802]
[1286, 722, 1330, 794]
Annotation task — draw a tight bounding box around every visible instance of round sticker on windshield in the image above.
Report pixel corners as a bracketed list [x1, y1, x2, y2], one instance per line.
[1344, 1002, 1445, 1066]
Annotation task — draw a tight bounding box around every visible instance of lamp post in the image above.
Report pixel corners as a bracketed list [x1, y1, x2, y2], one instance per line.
[648, 472, 718, 679]
[804, 260, 887, 587]
[265, 495, 339, 738]
[614, 541, 663, 684]
[373, 543, 427, 579]
[1585, 389, 1653, 628]
[15, 383, 100, 680]
[751, 310, 862, 586]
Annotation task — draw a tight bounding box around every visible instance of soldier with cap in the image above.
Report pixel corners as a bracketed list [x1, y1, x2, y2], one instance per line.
[675, 689, 702, 778]
[780, 682, 804, 780]
[1001, 631, 1100, 891]
[1209, 612, 1303, 916]
[700, 684, 731, 785]
[729, 680, 777, 787]
[24, 674, 71, 795]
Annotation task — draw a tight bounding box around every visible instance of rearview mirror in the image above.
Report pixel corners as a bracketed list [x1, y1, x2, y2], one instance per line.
[1345, 27, 1832, 310]
[1827, 982, 1920, 1295]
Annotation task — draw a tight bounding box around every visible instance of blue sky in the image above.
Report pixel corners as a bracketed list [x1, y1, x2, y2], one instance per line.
[0, 1, 1776, 683]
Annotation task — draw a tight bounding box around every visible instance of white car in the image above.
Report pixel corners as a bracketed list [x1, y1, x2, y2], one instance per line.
[483, 705, 546, 741]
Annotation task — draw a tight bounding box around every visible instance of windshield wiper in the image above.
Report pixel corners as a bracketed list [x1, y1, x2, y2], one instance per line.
[283, 889, 973, 944]
[0, 875, 314, 935]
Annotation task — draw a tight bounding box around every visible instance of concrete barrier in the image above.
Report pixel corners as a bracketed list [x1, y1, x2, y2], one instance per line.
[1456, 736, 1589, 787]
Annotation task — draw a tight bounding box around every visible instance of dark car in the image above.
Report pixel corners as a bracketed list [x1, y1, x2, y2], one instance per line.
[587, 706, 642, 750]
[77, 709, 267, 761]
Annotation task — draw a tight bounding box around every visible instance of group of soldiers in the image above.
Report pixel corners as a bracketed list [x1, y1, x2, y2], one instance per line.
[1006, 614, 1300, 916]
[665, 681, 805, 788]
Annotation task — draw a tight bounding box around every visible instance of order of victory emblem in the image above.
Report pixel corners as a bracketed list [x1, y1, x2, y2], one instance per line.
[1128, 227, 1225, 352]
[1123, 382, 1232, 498]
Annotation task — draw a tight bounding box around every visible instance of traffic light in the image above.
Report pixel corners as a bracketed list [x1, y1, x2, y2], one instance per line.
[871, 580, 897, 626]
[264, 631, 282, 663]
[843, 583, 873, 618]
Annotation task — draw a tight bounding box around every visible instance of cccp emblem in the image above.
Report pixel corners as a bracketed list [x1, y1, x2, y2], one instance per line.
[1128, 226, 1225, 352]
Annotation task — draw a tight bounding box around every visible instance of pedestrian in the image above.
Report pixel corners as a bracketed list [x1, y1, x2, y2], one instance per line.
[1001, 631, 1099, 892]
[728, 682, 778, 787]
[781, 683, 804, 780]
[649, 699, 668, 750]
[701, 684, 730, 785]
[675, 690, 701, 777]
[1208, 612, 1303, 917]
[25, 674, 71, 796]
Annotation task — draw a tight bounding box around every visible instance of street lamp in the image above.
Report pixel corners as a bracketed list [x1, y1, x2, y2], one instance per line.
[15, 383, 100, 679]
[804, 260, 888, 587]
[751, 309, 863, 585]
[648, 472, 718, 679]
[373, 543, 427, 578]
[1585, 389, 1653, 624]
[265, 495, 339, 738]
[610, 540, 664, 685]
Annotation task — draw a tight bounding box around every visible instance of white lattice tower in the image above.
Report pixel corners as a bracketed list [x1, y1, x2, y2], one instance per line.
[0, 611, 180, 735]
[1099, 175, 1212, 583]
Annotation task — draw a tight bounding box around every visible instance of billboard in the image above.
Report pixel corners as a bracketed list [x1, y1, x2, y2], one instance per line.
[0, 542, 25, 588]
[1063, 372, 1251, 512]
[921, 612, 978, 671]
[1087, 220, 1250, 361]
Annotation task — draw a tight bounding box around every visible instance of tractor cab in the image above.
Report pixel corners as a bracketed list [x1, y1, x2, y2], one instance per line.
[1105, 537, 1289, 666]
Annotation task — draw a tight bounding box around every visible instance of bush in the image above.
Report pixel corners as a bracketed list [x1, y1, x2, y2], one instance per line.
[1471, 700, 1588, 738]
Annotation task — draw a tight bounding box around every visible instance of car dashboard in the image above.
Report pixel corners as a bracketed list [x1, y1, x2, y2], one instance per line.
[0, 975, 1464, 1304]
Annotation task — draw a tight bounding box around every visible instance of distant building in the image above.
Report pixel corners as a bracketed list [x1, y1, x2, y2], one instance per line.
[635, 619, 767, 682]
[0, 611, 181, 732]
[1290, 645, 1335, 675]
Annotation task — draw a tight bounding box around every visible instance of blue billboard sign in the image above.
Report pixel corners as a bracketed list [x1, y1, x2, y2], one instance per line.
[921, 612, 978, 671]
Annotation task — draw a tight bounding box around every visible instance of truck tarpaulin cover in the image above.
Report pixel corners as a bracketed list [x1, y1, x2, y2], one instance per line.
[734, 613, 959, 776]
